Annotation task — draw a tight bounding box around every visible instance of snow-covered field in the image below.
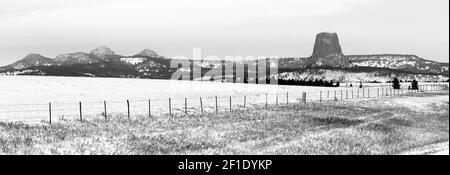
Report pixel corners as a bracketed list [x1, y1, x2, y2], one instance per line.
[0, 75, 448, 123]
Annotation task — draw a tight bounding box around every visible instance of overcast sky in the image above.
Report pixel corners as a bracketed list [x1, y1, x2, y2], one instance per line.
[0, 0, 448, 66]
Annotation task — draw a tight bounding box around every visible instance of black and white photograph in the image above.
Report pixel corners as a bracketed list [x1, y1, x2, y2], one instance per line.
[0, 0, 448, 163]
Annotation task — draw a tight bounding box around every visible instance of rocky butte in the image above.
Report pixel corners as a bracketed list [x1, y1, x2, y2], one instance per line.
[308, 32, 350, 68]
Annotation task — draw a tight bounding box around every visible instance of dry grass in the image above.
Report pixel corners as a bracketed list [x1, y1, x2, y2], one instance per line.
[0, 92, 448, 155]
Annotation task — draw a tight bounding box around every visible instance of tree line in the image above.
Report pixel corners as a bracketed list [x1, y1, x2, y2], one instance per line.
[276, 78, 340, 87]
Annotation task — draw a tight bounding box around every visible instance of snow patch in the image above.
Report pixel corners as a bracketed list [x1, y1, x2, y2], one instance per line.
[120, 57, 145, 65]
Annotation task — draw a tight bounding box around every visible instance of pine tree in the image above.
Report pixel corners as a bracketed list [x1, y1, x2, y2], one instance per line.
[392, 77, 401, 89]
[335, 82, 340, 87]
[411, 80, 419, 90]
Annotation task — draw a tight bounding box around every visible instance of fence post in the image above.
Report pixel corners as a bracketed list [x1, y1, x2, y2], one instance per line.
[244, 95, 246, 108]
[48, 102, 52, 125]
[79, 102, 83, 122]
[200, 97, 203, 114]
[169, 98, 172, 116]
[334, 91, 337, 101]
[148, 99, 151, 117]
[127, 100, 130, 119]
[368, 89, 370, 98]
[302, 92, 307, 103]
[320, 91, 322, 102]
[276, 93, 278, 106]
[362, 88, 365, 98]
[185, 98, 188, 115]
[346, 90, 348, 99]
[357, 89, 359, 98]
[286, 92, 289, 105]
[340, 90, 343, 100]
[104, 100, 107, 120]
[265, 93, 268, 108]
[229, 97, 232, 111]
[215, 96, 218, 113]
[352, 90, 353, 99]
[327, 91, 329, 98]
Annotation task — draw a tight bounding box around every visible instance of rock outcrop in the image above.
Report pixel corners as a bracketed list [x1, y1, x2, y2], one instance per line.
[90, 46, 116, 59]
[135, 49, 162, 58]
[9, 54, 54, 69]
[309, 32, 349, 67]
[55, 52, 99, 65]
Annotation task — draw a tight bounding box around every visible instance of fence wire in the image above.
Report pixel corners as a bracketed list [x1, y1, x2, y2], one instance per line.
[0, 84, 448, 123]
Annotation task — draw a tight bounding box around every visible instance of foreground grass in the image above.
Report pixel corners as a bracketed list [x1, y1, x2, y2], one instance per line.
[0, 92, 448, 155]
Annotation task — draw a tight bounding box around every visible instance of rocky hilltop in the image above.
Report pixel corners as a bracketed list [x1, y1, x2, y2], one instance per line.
[90, 46, 116, 59]
[8, 54, 54, 69]
[308, 32, 349, 68]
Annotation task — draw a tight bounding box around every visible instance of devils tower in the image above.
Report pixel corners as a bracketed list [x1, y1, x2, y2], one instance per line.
[309, 32, 349, 67]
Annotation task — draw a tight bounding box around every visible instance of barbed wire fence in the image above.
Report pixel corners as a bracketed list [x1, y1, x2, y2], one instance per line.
[0, 83, 448, 124]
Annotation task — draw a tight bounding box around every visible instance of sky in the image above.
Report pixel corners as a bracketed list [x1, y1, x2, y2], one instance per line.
[0, 0, 448, 66]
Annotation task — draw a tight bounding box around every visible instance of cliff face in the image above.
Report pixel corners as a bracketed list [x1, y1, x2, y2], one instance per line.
[309, 32, 349, 68]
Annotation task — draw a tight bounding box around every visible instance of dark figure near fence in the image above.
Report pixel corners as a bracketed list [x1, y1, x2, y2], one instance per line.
[359, 82, 363, 88]
[411, 80, 419, 90]
[350, 84, 353, 87]
[392, 78, 401, 89]
[335, 82, 340, 87]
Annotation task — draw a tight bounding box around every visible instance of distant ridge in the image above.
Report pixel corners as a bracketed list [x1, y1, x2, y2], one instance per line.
[0, 34, 448, 82]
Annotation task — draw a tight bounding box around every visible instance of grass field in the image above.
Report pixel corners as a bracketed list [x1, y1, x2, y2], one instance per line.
[0, 91, 448, 155]
[1, 75, 448, 122]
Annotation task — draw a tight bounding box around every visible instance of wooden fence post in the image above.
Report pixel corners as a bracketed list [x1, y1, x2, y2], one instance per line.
[79, 102, 83, 122]
[169, 98, 172, 116]
[352, 90, 353, 99]
[229, 97, 232, 111]
[362, 88, 365, 98]
[48, 102, 52, 125]
[286, 92, 289, 105]
[265, 93, 268, 108]
[320, 91, 322, 102]
[302, 92, 307, 103]
[185, 98, 188, 115]
[200, 97, 203, 114]
[104, 100, 107, 120]
[340, 90, 343, 100]
[127, 100, 130, 119]
[215, 96, 218, 113]
[148, 99, 151, 117]
[276, 93, 278, 106]
[346, 90, 348, 99]
[334, 91, 337, 101]
[244, 95, 246, 108]
[368, 89, 370, 98]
